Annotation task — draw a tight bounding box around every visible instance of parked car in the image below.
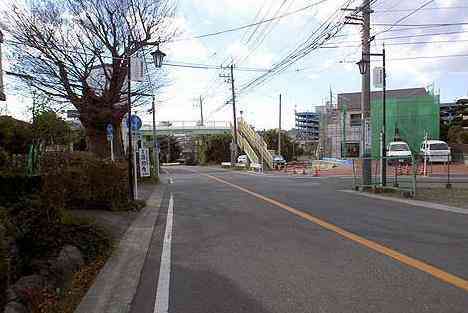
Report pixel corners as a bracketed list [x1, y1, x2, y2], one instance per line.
[387, 141, 412, 165]
[420, 140, 451, 163]
[272, 155, 286, 167]
[237, 154, 248, 164]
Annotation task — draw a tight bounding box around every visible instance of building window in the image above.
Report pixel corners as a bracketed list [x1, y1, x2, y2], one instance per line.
[350, 114, 362, 127]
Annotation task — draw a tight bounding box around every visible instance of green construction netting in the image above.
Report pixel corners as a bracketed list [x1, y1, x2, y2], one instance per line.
[371, 95, 440, 158]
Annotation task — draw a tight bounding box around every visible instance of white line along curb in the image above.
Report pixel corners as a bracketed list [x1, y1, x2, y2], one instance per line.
[154, 193, 174, 313]
[340, 190, 468, 215]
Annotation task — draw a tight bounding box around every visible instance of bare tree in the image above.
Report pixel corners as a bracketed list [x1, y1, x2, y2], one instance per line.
[1, 0, 176, 158]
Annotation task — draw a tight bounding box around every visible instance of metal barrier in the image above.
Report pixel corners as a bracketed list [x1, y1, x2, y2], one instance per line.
[352, 154, 468, 197]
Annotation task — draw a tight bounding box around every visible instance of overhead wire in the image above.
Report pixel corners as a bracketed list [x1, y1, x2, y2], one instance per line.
[170, 0, 331, 42]
[373, 0, 436, 36]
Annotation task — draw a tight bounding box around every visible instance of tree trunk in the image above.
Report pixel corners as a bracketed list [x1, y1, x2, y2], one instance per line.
[84, 122, 125, 159]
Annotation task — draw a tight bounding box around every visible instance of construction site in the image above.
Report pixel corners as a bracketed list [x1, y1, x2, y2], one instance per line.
[318, 87, 440, 159]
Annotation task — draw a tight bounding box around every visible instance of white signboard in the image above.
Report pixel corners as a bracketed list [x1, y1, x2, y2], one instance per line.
[130, 57, 145, 82]
[373, 67, 384, 88]
[139, 148, 151, 177]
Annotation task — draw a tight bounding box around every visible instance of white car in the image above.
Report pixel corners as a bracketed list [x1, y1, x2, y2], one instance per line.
[387, 141, 412, 165]
[420, 140, 451, 163]
[237, 155, 248, 164]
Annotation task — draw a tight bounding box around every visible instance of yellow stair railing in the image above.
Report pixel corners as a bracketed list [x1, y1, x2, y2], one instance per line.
[237, 118, 273, 169]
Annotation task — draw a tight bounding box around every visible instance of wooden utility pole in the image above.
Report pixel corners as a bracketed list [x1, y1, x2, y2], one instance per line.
[278, 94, 282, 156]
[230, 65, 238, 164]
[361, 0, 372, 186]
[0, 30, 5, 101]
[199, 96, 204, 126]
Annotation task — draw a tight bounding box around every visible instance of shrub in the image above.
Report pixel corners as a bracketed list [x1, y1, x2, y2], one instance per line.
[41, 152, 129, 211]
[0, 175, 42, 206]
[460, 131, 468, 144]
[5, 196, 64, 275]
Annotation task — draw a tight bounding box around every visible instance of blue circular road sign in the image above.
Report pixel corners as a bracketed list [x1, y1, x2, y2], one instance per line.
[127, 115, 142, 131]
[106, 124, 114, 136]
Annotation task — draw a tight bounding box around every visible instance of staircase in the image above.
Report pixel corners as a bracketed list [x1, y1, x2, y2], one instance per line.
[235, 118, 273, 169]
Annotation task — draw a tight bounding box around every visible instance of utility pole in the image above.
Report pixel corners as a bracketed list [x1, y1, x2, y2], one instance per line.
[230, 64, 238, 164]
[167, 135, 171, 163]
[278, 94, 282, 156]
[199, 96, 204, 126]
[152, 95, 160, 179]
[220, 64, 238, 165]
[361, 0, 372, 186]
[0, 30, 5, 101]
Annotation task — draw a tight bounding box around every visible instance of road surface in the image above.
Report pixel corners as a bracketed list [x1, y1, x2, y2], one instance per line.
[131, 166, 468, 313]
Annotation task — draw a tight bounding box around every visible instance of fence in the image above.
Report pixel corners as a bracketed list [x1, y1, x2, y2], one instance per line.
[352, 154, 468, 197]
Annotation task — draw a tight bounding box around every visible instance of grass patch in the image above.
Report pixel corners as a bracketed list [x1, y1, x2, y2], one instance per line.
[414, 188, 468, 209]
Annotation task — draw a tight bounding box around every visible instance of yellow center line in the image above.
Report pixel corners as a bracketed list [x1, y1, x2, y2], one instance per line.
[204, 173, 468, 292]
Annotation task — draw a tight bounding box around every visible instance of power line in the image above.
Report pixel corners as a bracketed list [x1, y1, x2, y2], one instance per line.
[339, 53, 468, 63]
[321, 39, 468, 49]
[232, 0, 357, 99]
[374, 0, 436, 36]
[374, 22, 468, 28]
[163, 62, 270, 72]
[170, 0, 331, 42]
[390, 54, 468, 61]
[329, 30, 468, 44]
[375, 6, 468, 13]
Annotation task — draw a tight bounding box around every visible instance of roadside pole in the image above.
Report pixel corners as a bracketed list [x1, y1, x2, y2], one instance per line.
[278, 94, 282, 156]
[152, 95, 160, 179]
[134, 136, 138, 199]
[361, 0, 372, 187]
[230, 64, 238, 165]
[0, 30, 5, 101]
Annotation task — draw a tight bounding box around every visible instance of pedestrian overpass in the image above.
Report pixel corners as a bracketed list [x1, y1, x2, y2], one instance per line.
[139, 119, 274, 169]
[140, 121, 230, 136]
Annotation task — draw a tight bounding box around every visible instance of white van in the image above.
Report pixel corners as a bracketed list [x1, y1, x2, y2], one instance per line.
[387, 141, 412, 164]
[420, 140, 451, 163]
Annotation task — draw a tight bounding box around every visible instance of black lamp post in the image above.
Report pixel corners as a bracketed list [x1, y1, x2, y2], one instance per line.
[128, 40, 166, 201]
[357, 46, 387, 186]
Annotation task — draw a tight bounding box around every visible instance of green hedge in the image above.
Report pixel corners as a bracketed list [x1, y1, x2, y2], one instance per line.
[41, 152, 129, 211]
[0, 175, 41, 206]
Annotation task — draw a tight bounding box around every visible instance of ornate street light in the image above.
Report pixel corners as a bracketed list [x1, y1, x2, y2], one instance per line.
[356, 59, 369, 75]
[151, 44, 166, 68]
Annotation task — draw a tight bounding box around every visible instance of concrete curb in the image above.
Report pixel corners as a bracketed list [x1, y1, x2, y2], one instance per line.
[340, 189, 468, 215]
[75, 181, 166, 313]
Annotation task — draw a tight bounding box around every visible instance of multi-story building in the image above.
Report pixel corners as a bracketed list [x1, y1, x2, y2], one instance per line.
[440, 102, 460, 124]
[295, 111, 320, 143]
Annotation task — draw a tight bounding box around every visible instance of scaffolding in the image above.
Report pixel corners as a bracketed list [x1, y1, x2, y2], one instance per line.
[371, 95, 440, 158]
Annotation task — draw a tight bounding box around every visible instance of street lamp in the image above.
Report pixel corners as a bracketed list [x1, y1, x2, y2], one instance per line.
[356, 59, 369, 75]
[151, 44, 166, 68]
[127, 40, 166, 201]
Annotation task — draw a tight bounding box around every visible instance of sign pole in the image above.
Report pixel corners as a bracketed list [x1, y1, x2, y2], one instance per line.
[134, 135, 138, 199]
[110, 138, 114, 162]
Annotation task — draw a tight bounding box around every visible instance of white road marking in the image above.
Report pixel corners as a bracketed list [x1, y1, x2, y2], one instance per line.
[154, 193, 174, 313]
[340, 190, 468, 215]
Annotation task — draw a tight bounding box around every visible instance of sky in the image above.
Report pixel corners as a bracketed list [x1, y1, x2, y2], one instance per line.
[1, 0, 468, 130]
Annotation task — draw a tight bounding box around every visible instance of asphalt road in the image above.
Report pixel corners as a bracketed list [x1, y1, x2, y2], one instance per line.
[131, 166, 468, 313]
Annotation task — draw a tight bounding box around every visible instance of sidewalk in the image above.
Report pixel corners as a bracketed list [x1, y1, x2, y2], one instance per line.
[74, 180, 166, 313]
